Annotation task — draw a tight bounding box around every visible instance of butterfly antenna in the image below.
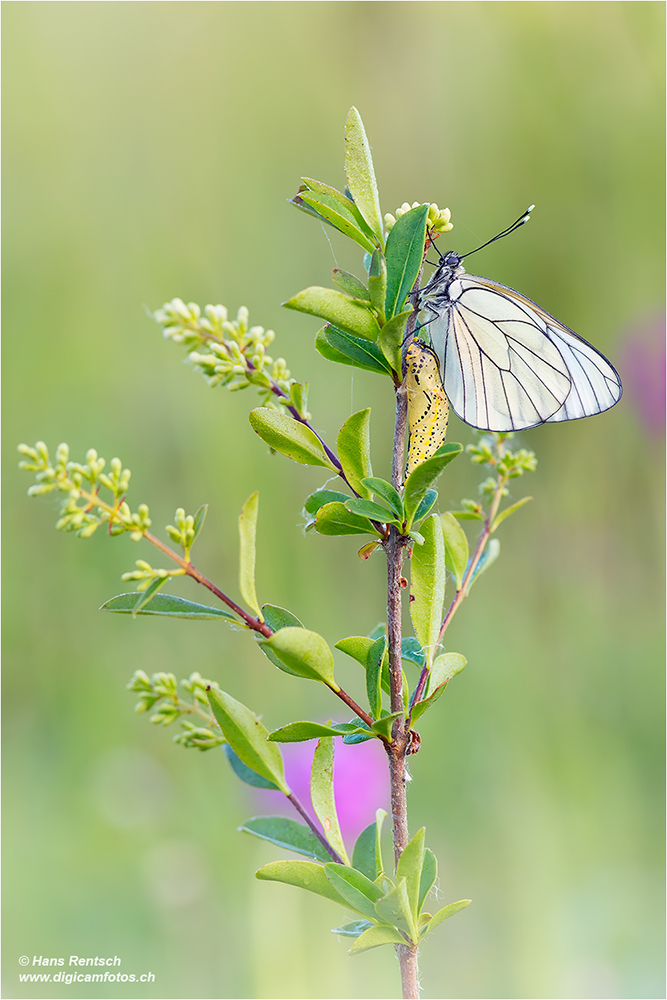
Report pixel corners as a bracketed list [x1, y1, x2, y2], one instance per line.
[459, 205, 535, 261]
[426, 226, 445, 261]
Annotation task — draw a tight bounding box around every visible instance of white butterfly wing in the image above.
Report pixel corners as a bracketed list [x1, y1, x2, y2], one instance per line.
[422, 274, 622, 432]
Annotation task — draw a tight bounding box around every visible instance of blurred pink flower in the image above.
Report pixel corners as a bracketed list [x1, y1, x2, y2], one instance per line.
[619, 315, 665, 437]
[252, 736, 389, 846]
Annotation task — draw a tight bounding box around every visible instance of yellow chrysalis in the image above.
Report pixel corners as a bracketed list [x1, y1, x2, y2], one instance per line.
[405, 339, 449, 479]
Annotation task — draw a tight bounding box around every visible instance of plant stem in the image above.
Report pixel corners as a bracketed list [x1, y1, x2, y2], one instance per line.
[385, 302, 420, 1000]
[287, 792, 345, 864]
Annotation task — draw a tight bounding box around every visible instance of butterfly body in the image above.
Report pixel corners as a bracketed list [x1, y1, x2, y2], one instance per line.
[415, 251, 622, 432]
[405, 340, 450, 478]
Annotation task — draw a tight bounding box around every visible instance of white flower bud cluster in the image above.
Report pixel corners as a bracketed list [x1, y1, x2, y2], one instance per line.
[126, 670, 224, 749]
[384, 202, 453, 235]
[165, 507, 197, 551]
[154, 299, 293, 406]
[121, 559, 174, 590]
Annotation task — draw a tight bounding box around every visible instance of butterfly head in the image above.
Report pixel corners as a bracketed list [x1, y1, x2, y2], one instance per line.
[433, 251, 465, 283]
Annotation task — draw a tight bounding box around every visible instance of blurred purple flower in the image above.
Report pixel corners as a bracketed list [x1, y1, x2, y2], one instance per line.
[252, 736, 389, 846]
[619, 315, 665, 437]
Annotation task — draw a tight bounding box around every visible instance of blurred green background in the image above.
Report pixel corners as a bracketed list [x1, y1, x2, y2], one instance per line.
[3, 3, 664, 998]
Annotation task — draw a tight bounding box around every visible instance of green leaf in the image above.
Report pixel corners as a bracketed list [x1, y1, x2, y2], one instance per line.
[374, 877, 418, 942]
[366, 636, 386, 719]
[192, 503, 208, 544]
[314, 502, 379, 537]
[289, 381, 309, 419]
[352, 809, 386, 882]
[410, 514, 446, 658]
[324, 863, 384, 920]
[130, 575, 168, 618]
[370, 711, 403, 741]
[337, 409, 372, 498]
[255, 860, 352, 908]
[410, 652, 466, 723]
[238, 491, 262, 619]
[331, 919, 374, 939]
[360, 477, 404, 519]
[294, 193, 376, 254]
[368, 250, 387, 325]
[378, 309, 412, 373]
[312, 739, 349, 863]
[334, 635, 374, 666]
[344, 107, 384, 242]
[332, 269, 370, 301]
[384, 204, 429, 319]
[100, 593, 239, 622]
[207, 688, 289, 794]
[469, 538, 500, 589]
[349, 923, 406, 954]
[404, 443, 463, 523]
[315, 325, 393, 376]
[491, 496, 533, 532]
[284, 286, 381, 342]
[396, 828, 425, 918]
[249, 408, 337, 470]
[223, 744, 280, 791]
[262, 627, 339, 689]
[345, 498, 395, 524]
[300, 177, 377, 237]
[304, 489, 351, 517]
[239, 816, 332, 863]
[261, 604, 303, 631]
[268, 721, 366, 743]
[418, 849, 437, 913]
[412, 488, 438, 524]
[441, 512, 469, 590]
[401, 637, 425, 668]
[421, 899, 471, 938]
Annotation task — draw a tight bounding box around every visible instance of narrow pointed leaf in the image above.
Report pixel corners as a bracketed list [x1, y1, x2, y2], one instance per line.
[384, 204, 429, 319]
[249, 408, 337, 470]
[191, 503, 208, 543]
[294, 194, 376, 253]
[240, 816, 332, 863]
[404, 443, 463, 522]
[410, 514, 446, 658]
[378, 308, 412, 373]
[255, 861, 352, 908]
[370, 711, 403, 741]
[304, 489, 351, 517]
[268, 721, 366, 742]
[331, 919, 374, 938]
[411, 651, 466, 722]
[469, 538, 500, 589]
[312, 739, 349, 863]
[492, 496, 533, 532]
[332, 269, 370, 301]
[284, 286, 381, 341]
[349, 924, 406, 954]
[337, 409, 372, 497]
[422, 899, 471, 937]
[101, 593, 239, 622]
[374, 877, 418, 942]
[344, 107, 383, 241]
[360, 477, 404, 518]
[238, 491, 262, 619]
[262, 627, 338, 689]
[261, 604, 303, 631]
[300, 176, 376, 236]
[396, 827, 425, 917]
[131, 575, 168, 618]
[418, 849, 438, 913]
[412, 488, 438, 524]
[366, 635, 386, 719]
[345, 498, 395, 523]
[223, 744, 280, 791]
[441, 512, 469, 589]
[314, 502, 379, 537]
[324, 863, 384, 920]
[315, 325, 392, 376]
[207, 688, 289, 794]
[352, 810, 386, 882]
[289, 381, 308, 419]
[368, 250, 387, 324]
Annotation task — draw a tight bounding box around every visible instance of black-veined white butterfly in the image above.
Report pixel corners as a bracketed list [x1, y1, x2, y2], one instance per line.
[414, 207, 623, 433]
